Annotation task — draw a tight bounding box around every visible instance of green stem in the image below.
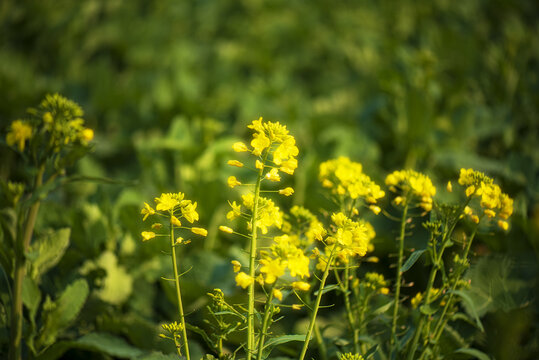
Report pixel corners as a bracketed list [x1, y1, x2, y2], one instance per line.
[358, 293, 370, 355]
[390, 202, 408, 355]
[313, 323, 328, 360]
[337, 265, 359, 353]
[424, 224, 481, 358]
[9, 165, 45, 360]
[170, 219, 190, 360]
[298, 246, 337, 360]
[406, 201, 472, 360]
[256, 283, 276, 360]
[247, 159, 265, 360]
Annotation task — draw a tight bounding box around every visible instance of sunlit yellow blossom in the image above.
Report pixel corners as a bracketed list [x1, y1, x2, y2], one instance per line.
[447, 181, 453, 192]
[233, 142, 249, 152]
[499, 194, 513, 219]
[498, 220, 509, 231]
[141, 231, 156, 242]
[291, 304, 302, 310]
[255, 160, 264, 169]
[231, 260, 242, 273]
[175, 237, 184, 244]
[227, 160, 244, 168]
[279, 187, 294, 196]
[287, 250, 310, 278]
[219, 225, 234, 234]
[272, 288, 283, 301]
[385, 169, 435, 210]
[181, 202, 199, 223]
[260, 257, 286, 284]
[155, 193, 183, 211]
[265, 168, 281, 182]
[171, 215, 182, 227]
[273, 137, 299, 165]
[394, 196, 403, 205]
[465, 185, 476, 197]
[235, 272, 253, 289]
[43, 112, 53, 124]
[464, 206, 473, 215]
[280, 158, 298, 175]
[292, 281, 311, 291]
[82, 128, 94, 142]
[251, 132, 270, 156]
[226, 201, 242, 220]
[6, 120, 33, 151]
[484, 209, 496, 218]
[191, 227, 208, 236]
[369, 205, 381, 215]
[471, 215, 480, 224]
[151, 223, 162, 230]
[227, 176, 241, 188]
[141, 202, 156, 221]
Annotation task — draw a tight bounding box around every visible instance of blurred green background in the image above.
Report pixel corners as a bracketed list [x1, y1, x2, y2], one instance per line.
[1, 0, 538, 359]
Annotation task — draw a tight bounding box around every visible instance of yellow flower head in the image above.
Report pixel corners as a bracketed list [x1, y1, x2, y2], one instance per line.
[171, 215, 182, 227]
[231, 260, 242, 272]
[191, 227, 208, 236]
[292, 281, 311, 291]
[227, 160, 244, 168]
[279, 187, 294, 196]
[226, 201, 242, 220]
[385, 169, 435, 210]
[141, 202, 156, 221]
[265, 168, 281, 182]
[233, 142, 249, 152]
[181, 201, 199, 223]
[219, 225, 234, 234]
[259, 257, 286, 284]
[272, 288, 283, 301]
[155, 192, 183, 212]
[6, 120, 33, 151]
[235, 272, 254, 289]
[141, 231, 156, 242]
[227, 176, 241, 188]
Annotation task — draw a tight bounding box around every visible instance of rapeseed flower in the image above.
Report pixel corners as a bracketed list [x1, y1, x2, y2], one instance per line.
[385, 169, 436, 211]
[6, 120, 33, 151]
[235, 272, 254, 289]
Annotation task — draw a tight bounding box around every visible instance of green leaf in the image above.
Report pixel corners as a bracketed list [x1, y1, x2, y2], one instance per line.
[22, 276, 40, 323]
[364, 344, 379, 358]
[372, 299, 394, 316]
[450, 290, 484, 332]
[401, 249, 426, 273]
[455, 348, 491, 360]
[36, 278, 89, 349]
[313, 284, 340, 296]
[36, 333, 145, 360]
[27, 228, 70, 283]
[419, 304, 437, 316]
[263, 334, 306, 349]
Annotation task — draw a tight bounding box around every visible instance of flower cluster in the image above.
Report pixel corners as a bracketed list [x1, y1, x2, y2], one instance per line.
[319, 157, 385, 212]
[340, 353, 365, 360]
[232, 117, 299, 176]
[385, 169, 436, 211]
[359, 272, 390, 295]
[458, 168, 513, 230]
[6, 93, 94, 157]
[316, 212, 370, 269]
[140, 192, 207, 242]
[281, 206, 327, 247]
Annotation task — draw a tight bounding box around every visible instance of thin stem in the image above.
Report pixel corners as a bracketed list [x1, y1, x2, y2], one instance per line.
[424, 223, 481, 359]
[337, 265, 359, 353]
[313, 323, 328, 360]
[247, 157, 265, 360]
[390, 202, 409, 355]
[256, 283, 276, 360]
[298, 246, 337, 360]
[9, 165, 45, 360]
[170, 219, 190, 360]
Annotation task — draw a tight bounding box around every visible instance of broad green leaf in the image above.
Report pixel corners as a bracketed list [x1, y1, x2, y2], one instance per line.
[401, 249, 426, 273]
[455, 348, 491, 360]
[372, 299, 394, 316]
[364, 344, 379, 358]
[36, 278, 89, 349]
[27, 228, 70, 283]
[450, 290, 484, 332]
[22, 277, 40, 323]
[263, 334, 306, 349]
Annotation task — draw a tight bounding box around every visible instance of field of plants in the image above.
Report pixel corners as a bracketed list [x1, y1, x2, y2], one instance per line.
[1, 1, 538, 359]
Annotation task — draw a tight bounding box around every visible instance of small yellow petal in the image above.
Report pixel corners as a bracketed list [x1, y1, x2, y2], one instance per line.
[227, 160, 244, 168]
[219, 225, 234, 234]
[191, 227, 208, 236]
[231, 260, 242, 273]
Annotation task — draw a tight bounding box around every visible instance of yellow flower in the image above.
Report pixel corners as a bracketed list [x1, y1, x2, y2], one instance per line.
[279, 187, 294, 196]
[260, 257, 286, 284]
[465, 185, 476, 197]
[235, 272, 253, 289]
[226, 201, 242, 220]
[265, 168, 281, 182]
[471, 215, 480, 224]
[292, 281, 311, 291]
[219, 225, 234, 234]
[231, 260, 242, 272]
[43, 112, 53, 124]
[385, 170, 435, 210]
[141, 202, 156, 221]
[411, 292, 423, 309]
[141, 231, 156, 242]
[287, 250, 310, 278]
[151, 223, 162, 230]
[251, 132, 270, 156]
[155, 193, 182, 212]
[191, 227, 208, 236]
[280, 158, 298, 175]
[272, 288, 283, 301]
[369, 205, 381, 215]
[227, 176, 241, 188]
[181, 202, 199, 223]
[498, 220, 509, 231]
[82, 128, 94, 142]
[484, 209, 496, 218]
[227, 160, 244, 168]
[233, 142, 249, 152]
[273, 137, 299, 165]
[447, 181, 453, 192]
[291, 304, 302, 310]
[6, 120, 33, 151]
[255, 160, 264, 169]
[171, 215, 182, 227]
